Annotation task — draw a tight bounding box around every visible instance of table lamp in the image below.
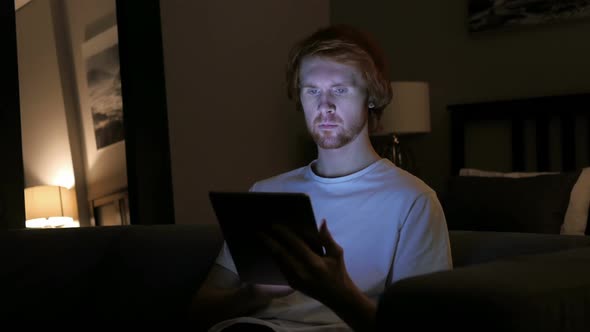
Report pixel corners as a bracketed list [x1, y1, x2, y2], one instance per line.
[370, 81, 430, 170]
[24, 185, 80, 228]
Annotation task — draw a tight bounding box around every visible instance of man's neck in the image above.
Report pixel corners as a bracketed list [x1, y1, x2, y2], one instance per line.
[313, 134, 381, 178]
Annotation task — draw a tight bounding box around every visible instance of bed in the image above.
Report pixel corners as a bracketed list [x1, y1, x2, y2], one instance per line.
[442, 92, 590, 236]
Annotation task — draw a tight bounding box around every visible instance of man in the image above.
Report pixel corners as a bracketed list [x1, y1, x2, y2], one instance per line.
[192, 24, 452, 332]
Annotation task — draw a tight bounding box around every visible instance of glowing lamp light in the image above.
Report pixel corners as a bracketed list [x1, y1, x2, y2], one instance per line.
[24, 185, 79, 228]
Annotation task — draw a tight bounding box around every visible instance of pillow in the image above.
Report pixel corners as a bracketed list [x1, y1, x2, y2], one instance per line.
[458, 167, 590, 236]
[459, 168, 558, 178]
[563, 168, 590, 236]
[442, 171, 581, 234]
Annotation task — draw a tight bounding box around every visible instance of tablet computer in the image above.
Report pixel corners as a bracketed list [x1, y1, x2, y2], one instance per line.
[209, 191, 324, 285]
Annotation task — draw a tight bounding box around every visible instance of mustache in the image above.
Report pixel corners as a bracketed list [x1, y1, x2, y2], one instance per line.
[313, 114, 342, 124]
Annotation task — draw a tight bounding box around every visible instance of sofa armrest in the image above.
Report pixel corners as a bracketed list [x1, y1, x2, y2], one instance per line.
[377, 247, 590, 331]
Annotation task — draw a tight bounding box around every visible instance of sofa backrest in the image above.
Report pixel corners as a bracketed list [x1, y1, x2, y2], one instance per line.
[0, 224, 223, 321]
[450, 230, 590, 267]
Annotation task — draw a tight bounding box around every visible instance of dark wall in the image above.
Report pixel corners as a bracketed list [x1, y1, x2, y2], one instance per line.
[331, 1, 590, 191]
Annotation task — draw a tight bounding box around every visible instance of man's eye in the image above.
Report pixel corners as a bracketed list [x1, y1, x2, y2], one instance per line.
[306, 89, 319, 95]
[334, 87, 347, 94]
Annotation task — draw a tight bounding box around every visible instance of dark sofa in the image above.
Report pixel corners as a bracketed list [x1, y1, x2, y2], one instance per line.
[0, 224, 222, 324]
[2, 224, 590, 331]
[378, 231, 590, 332]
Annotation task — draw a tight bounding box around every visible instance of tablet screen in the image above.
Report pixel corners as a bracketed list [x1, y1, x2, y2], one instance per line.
[209, 191, 323, 285]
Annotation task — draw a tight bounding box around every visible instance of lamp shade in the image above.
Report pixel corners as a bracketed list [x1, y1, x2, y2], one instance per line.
[24, 185, 78, 221]
[378, 81, 430, 135]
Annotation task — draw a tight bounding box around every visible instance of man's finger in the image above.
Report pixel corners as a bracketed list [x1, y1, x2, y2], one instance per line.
[258, 231, 304, 276]
[270, 224, 319, 262]
[319, 219, 342, 257]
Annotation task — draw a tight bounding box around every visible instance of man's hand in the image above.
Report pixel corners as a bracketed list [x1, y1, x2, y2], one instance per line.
[191, 266, 294, 329]
[259, 219, 377, 331]
[258, 219, 355, 306]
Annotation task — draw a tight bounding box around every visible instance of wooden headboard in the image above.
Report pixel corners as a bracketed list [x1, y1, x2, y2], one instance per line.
[448, 93, 590, 175]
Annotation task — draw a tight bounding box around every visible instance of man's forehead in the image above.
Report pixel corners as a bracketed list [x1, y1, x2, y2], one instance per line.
[299, 56, 363, 85]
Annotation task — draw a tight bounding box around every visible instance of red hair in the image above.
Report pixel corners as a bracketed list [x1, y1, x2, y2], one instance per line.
[286, 24, 392, 113]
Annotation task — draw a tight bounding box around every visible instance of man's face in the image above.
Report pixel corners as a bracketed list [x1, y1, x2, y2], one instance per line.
[299, 56, 369, 149]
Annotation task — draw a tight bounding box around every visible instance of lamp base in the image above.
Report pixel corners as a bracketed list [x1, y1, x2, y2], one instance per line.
[369, 133, 395, 162]
[370, 133, 416, 174]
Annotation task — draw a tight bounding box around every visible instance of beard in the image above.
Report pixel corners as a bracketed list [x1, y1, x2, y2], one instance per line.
[308, 113, 367, 149]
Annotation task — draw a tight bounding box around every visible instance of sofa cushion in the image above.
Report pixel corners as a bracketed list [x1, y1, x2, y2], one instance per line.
[0, 224, 224, 321]
[0, 226, 123, 318]
[108, 224, 223, 320]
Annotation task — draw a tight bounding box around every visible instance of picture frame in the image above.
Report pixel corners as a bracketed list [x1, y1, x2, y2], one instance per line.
[468, 0, 590, 32]
[78, 20, 128, 201]
[90, 189, 130, 226]
[81, 24, 124, 151]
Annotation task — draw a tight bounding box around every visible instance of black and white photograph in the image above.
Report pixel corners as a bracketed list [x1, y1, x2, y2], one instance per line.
[83, 26, 124, 150]
[468, 0, 590, 32]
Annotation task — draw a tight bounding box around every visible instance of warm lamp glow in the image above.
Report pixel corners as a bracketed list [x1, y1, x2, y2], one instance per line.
[374, 81, 431, 135]
[24, 185, 79, 228]
[369, 82, 431, 171]
[53, 169, 76, 189]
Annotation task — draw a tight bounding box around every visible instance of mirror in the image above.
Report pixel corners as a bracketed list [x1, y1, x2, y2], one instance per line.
[15, 0, 128, 227]
[5, 0, 175, 229]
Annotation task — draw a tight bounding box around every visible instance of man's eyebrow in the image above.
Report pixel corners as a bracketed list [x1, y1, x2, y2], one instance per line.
[300, 80, 355, 87]
[299, 83, 317, 88]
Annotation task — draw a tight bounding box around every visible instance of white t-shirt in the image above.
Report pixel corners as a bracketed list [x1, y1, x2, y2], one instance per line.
[209, 159, 452, 332]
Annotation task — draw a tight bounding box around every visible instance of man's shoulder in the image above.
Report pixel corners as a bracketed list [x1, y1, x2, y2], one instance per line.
[375, 161, 435, 198]
[250, 165, 308, 192]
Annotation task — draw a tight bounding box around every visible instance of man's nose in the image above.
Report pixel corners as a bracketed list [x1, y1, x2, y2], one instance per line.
[318, 92, 336, 113]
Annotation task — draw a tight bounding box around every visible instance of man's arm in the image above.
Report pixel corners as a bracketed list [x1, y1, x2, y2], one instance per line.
[319, 280, 377, 332]
[190, 263, 294, 330]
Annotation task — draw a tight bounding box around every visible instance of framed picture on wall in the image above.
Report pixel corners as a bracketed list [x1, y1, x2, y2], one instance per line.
[81, 24, 124, 151]
[468, 0, 590, 32]
[77, 14, 128, 204]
